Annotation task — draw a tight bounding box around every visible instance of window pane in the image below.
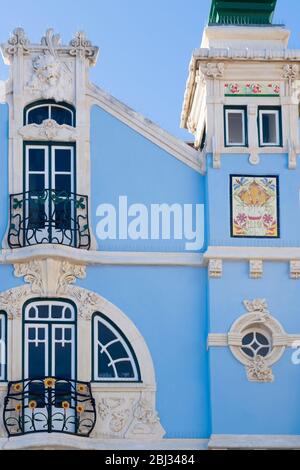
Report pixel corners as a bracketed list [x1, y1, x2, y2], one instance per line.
[29, 174, 46, 192]
[55, 175, 71, 193]
[55, 149, 72, 172]
[227, 112, 244, 144]
[116, 360, 135, 379]
[262, 112, 277, 144]
[29, 149, 45, 172]
[51, 106, 73, 126]
[51, 306, 64, 319]
[28, 106, 49, 125]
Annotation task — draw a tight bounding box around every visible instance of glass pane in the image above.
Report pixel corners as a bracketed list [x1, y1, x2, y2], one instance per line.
[241, 347, 254, 358]
[29, 148, 45, 172]
[51, 106, 73, 126]
[258, 347, 270, 357]
[98, 348, 115, 379]
[108, 341, 128, 361]
[262, 112, 277, 144]
[99, 322, 116, 345]
[242, 333, 253, 346]
[54, 201, 72, 230]
[256, 333, 269, 346]
[27, 106, 49, 125]
[116, 360, 134, 379]
[28, 307, 36, 319]
[55, 174, 71, 193]
[55, 149, 72, 172]
[55, 341, 72, 380]
[28, 199, 46, 229]
[37, 305, 49, 319]
[51, 306, 64, 319]
[28, 341, 46, 379]
[64, 308, 72, 319]
[227, 112, 244, 144]
[29, 174, 46, 192]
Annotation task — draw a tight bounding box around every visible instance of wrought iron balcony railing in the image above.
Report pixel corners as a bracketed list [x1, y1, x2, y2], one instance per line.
[8, 189, 91, 250]
[3, 377, 96, 437]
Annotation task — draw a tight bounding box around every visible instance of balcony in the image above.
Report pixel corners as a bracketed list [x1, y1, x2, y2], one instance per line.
[3, 377, 96, 437]
[8, 190, 91, 250]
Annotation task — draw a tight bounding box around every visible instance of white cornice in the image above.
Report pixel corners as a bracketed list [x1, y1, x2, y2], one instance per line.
[204, 246, 300, 262]
[181, 48, 300, 129]
[87, 83, 204, 174]
[0, 246, 204, 267]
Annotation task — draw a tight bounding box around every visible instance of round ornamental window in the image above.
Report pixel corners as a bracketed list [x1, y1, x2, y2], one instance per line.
[241, 330, 271, 359]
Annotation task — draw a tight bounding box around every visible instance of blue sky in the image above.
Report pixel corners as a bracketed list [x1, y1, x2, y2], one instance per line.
[0, 0, 299, 140]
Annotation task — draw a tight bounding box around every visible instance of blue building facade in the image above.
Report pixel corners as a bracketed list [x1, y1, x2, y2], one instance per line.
[0, 0, 299, 450]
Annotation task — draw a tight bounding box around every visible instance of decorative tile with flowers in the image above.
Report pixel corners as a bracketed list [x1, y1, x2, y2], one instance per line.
[225, 82, 280, 96]
[231, 175, 279, 238]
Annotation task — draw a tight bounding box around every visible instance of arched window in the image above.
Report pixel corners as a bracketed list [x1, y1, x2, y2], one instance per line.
[0, 311, 7, 382]
[92, 313, 141, 382]
[24, 100, 75, 127]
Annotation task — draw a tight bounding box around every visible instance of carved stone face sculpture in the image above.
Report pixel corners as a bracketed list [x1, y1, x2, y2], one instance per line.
[33, 54, 61, 86]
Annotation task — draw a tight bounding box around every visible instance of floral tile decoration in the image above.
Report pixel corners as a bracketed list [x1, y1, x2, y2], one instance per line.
[225, 82, 280, 96]
[231, 175, 279, 238]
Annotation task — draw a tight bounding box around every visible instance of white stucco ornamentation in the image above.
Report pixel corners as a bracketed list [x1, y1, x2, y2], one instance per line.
[19, 119, 77, 141]
[249, 260, 263, 279]
[94, 392, 164, 440]
[69, 31, 99, 65]
[209, 259, 222, 278]
[290, 260, 300, 279]
[200, 62, 224, 79]
[2, 28, 29, 57]
[27, 38, 73, 102]
[246, 356, 274, 383]
[14, 259, 86, 296]
[208, 299, 291, 383]
[0, 286, 30, 319]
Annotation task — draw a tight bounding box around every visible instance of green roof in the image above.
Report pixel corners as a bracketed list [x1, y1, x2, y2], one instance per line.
[209, 0, 277, 25]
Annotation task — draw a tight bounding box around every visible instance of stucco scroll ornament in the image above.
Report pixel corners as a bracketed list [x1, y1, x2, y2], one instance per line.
[4, 28, 29, 57]
[246, 356, 274, 383]
[13, 259, 86, 296]
[19, 119, 77, 142]
[14, 261, 43, 294]
[0, 286, 30, 319]
[26, 29, 72, 102]
[125, 395, 164, 438]
[58, 262, 86, 294]
[67, 286, 99, 320]
[243, 298, 271, 322]
[98, 398, 132, 435]
[69, 31, 99, 65]
[282, 64, 299, 95]
[200, 62, 224, 79]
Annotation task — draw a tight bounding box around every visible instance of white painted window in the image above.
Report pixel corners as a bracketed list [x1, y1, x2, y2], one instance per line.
[225, 108, 246, 146]
[25, 103, 75, 127]
[258, 108, 281, 146]
[93, 314, 140, 382]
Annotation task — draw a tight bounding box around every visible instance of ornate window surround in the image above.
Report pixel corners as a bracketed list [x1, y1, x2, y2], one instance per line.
[0, 28, 99, 250]
[0, 258, 165, 440]
[208, 299, 299, 382]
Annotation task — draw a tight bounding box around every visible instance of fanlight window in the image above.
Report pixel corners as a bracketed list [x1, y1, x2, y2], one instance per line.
[0, 311, 7, 381]
[25, 101, 75, 127]
[93, 313, 141, 382]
